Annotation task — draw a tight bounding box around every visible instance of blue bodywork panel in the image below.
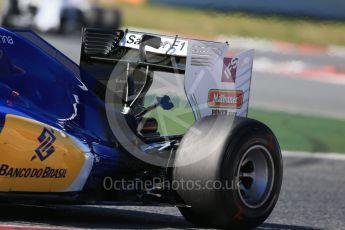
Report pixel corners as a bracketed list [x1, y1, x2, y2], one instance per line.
[0, 28, 125, 191]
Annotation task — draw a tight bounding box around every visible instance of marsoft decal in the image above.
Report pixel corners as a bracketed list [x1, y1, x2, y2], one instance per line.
[208, 89, 243, 109]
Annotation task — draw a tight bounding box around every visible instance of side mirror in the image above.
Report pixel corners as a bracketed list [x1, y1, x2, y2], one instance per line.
[156, 95, 174, 110]
[139, 34, 162, 62]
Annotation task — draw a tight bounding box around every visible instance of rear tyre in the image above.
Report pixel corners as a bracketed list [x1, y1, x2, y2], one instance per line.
[173, 116, 283, 229]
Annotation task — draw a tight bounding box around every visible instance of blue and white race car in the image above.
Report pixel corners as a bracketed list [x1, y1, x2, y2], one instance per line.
[0, 27, 283, 229]
[1, 0, 121, 33]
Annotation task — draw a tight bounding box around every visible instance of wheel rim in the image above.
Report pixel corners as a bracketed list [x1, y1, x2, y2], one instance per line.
[236, 145, 275, 209]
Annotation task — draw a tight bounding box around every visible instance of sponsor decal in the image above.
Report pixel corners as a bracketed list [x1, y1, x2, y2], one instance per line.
[208, 89, 243, 109]
[211, 109, 228, 115]
[0, 35, 14, 45]
[0, 115, 86, 192]
[222, 57, 238, 82]
[121, 32, 188, 56]
[32, 128, 56, 161]
[0, 164, 67, 178]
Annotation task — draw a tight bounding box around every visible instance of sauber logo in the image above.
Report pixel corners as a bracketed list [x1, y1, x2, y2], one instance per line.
[32, 128, 56, 161]
[222, 58, 238, 83]
[208, 90, 243, 109]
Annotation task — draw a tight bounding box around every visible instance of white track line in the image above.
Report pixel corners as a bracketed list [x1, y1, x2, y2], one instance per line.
[283, 151, 345, 161]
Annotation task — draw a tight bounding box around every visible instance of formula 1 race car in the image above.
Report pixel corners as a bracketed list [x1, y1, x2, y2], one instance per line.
[0, 27, 283, 229]
[0, 0, 121, 34]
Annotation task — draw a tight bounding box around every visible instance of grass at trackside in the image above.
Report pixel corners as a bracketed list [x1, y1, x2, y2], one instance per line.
[146, 106, 345, 153]
[104, 2, 345, 46]
[249, 109, 345, 153]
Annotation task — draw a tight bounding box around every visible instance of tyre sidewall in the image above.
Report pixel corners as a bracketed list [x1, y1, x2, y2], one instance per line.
[218, 124, 283, 226]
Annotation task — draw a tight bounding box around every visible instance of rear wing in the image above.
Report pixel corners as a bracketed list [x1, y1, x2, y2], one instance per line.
[80, 28, 254, 118]
[80, 28, 187, 73]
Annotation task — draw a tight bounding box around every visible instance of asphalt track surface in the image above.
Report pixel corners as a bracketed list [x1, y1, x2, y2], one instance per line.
[1, 34, 343, 229]
[0, 154, 344, 230]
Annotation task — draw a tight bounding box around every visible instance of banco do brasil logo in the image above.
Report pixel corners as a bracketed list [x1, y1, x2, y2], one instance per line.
[32, 128, 56, 161]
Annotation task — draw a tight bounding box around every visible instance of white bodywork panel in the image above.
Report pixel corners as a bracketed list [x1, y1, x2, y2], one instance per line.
[185, 39, 254, 119]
